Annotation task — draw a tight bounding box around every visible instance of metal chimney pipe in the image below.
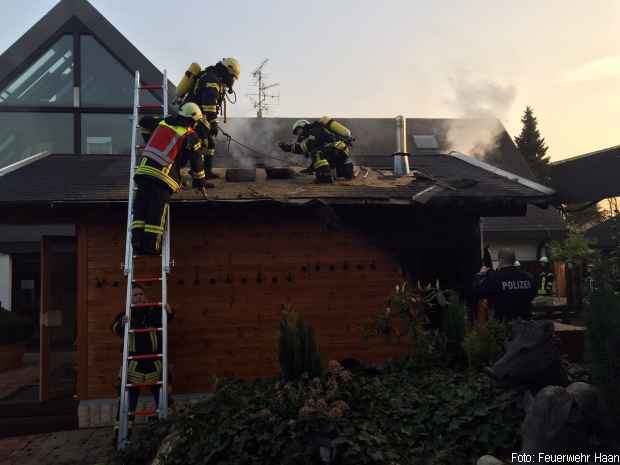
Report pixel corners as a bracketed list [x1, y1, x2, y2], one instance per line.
[394, 115, 410, 176]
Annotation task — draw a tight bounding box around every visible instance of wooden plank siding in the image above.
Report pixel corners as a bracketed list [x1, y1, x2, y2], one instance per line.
[83, 206, 410, 399]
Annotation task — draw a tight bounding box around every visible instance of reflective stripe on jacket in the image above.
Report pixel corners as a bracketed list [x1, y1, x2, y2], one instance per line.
[142, 121, 194, 166]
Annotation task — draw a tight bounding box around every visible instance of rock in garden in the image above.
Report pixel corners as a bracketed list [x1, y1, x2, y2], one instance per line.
[487, 320, 567, 389]
[477, 455, 504, 465]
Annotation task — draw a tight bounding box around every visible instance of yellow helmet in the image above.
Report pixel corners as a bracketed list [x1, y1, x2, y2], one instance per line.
[220, 57, 241, 80]
[179, 102, 203, 121]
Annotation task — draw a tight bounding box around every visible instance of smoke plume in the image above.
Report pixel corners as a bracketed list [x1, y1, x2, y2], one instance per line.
[444, 73, 516, 160]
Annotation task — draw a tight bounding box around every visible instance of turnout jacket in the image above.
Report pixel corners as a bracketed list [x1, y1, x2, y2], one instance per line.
[112, 307, 174, 356]
[136, 116, 205, 192]
[187, 65, 227, 128]
[291, 123, 351, 163]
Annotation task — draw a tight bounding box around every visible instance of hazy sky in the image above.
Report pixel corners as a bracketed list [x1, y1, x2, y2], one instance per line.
[1, 0, 618, 161]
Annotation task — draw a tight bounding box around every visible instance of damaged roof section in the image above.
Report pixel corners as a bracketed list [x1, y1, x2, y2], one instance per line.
[0, 153, 554, 215]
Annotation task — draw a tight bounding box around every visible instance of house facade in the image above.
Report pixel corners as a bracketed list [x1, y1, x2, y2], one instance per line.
[0, 0, 560, 429]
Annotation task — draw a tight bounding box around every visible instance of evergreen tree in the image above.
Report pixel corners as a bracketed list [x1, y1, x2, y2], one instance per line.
[515, 106, 550, 182]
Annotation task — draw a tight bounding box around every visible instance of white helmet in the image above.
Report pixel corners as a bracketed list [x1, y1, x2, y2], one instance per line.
[514, 260, 521, 267]
[220, 57, 241, 80]
[292, 120, 310, 135]
[179, 102, 203, 121]
[539, 256, 549, 264]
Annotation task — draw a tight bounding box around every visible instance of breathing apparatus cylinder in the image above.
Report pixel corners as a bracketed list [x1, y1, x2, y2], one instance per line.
[319, 116, 352, 140]
[176, 63, 202, 98]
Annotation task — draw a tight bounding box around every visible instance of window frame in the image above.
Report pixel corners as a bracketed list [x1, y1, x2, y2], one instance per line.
[0, 27, 162, 157]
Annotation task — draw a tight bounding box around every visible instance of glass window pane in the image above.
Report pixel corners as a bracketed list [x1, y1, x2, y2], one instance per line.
[0, 35, 74, 106]
[81, 114, 132, 154]
[0, 113, 74, 168]
[80, 36, 160, 107]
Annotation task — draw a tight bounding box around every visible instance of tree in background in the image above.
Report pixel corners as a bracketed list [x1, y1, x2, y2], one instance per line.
[564, 202, 608, 232]
[515, 106, 550, 183]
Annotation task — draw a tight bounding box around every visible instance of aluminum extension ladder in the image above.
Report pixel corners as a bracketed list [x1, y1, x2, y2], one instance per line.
[118, 69, 170, 450]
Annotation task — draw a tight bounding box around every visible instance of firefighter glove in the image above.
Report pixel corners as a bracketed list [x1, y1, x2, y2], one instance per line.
[278, 142, 292, 152]
[209, 121, 219, 137]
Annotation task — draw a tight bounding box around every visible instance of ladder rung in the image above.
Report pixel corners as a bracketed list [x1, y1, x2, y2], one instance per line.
[126, 381, 163, 388]
[132, 277, 162, 283]
[129, 409, 159, 417]
[129, 327, 162, 334]
[139, 104, 163, 110]
[131, 302, 162, 308]
[140, 84, 163, 90]
[128, 353, 163, 361]
[133, 254, 161, 259]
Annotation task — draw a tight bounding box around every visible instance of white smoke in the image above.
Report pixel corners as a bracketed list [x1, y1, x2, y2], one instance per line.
[444, 73, 516, 160]
[219, 118, 300, 169]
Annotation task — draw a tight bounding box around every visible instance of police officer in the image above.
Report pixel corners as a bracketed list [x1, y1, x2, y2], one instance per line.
[474, 248, 537, 321]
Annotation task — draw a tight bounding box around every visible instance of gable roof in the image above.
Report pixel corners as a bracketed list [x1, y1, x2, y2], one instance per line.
[550, 145, 620, 203]
[0, 0, 174, 98]
[0, 153, 552, 212]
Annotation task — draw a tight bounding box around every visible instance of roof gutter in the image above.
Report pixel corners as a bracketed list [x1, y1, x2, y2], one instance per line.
[448, 151, 556, 196]
[0, 151, 50, 177]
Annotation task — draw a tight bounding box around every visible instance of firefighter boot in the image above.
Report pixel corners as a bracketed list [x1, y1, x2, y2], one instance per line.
[204, 153, 219, 180]
[314, 164, 333, 184]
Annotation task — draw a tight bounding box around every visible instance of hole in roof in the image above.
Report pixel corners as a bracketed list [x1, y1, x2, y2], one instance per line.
[413, 135, 439, 150]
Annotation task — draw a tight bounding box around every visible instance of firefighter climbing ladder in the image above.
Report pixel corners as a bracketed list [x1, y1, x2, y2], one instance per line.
[118, 69, 170, 450]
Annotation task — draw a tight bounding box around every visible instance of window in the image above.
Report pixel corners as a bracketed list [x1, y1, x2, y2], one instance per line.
[0, 113, 73, 168]
[80, 36, 159, 107]
[413, 135, 440, 150]
[81, 114, 132, 154]
[0, 35, 74, 106]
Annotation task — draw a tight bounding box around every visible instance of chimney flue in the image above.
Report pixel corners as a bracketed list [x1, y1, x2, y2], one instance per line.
[394, 115, 410, 176]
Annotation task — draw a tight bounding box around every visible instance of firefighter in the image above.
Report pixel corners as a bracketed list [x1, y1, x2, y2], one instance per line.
[131, 102, 209, 256]
[277, 118, 355, 184]
[181, 58, 241, 179]
[537, 256, 555, 296]
[112, 284, 174, 440]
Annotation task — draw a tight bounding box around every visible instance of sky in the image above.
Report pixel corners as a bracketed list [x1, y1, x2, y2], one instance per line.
[0, 0, 618, 162]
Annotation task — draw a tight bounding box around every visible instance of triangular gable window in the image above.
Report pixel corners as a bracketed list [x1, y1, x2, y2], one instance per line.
[0, 35, 74, 106]
[80, 35, 159, 107]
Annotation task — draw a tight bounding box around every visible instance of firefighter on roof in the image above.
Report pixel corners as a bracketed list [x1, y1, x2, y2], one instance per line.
[131, 102, 209, 256]
[278, 117, 355, 184]
[176, 58, 241, 179]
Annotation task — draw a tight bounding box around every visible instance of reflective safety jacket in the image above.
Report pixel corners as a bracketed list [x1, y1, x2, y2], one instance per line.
[291, 122, 351, 169]
[187, 66, 226, 128]
[136, 116, 205, 192]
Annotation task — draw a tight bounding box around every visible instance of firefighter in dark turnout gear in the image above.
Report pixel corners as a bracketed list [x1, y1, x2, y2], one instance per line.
[278, 118, 355, 184]
[112, 284, 174, 438]
[182, 58, 241, 179]
[473, 248, 537, 321]
[131, 102, 208, 255]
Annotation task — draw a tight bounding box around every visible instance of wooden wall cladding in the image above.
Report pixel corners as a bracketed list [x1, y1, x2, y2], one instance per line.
[84, 206, 406, 399]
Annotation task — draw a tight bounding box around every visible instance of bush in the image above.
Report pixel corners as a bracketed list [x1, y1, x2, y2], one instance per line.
[463, 320, 510, 369]
[278, 306, 322, 381]
[0, 310, 33, 345]
[586, 286, 620, 416]
[113, 365, 524, 465]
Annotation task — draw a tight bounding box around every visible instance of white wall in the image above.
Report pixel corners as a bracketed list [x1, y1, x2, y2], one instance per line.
[0, 253, 11, 310]
[485, 240, 538, 268]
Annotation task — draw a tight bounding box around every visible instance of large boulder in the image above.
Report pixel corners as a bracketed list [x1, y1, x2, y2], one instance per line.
[487, 320, 568, 389]
[521, 382, 619, 457]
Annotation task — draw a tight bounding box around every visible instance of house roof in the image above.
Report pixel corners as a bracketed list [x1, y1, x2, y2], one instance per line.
[0, 154, 552, 212]
[585, 215, 620, 250]
[0, 0, 175, 99]
[550, 145, 620, 204]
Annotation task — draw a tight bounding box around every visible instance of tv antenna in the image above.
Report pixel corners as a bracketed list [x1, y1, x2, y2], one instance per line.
[246, 59, 280, 118]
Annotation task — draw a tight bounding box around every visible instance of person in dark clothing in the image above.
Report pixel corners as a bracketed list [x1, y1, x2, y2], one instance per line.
[112, 284, 174, 438]
[131, 102, 210, 256]
[183, 58, 240, 179]
[278, 118, 355, 184]
[473, 248, 537, 321]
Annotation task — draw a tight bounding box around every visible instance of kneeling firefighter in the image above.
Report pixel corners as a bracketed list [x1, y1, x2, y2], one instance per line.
[175, 58, 241, 179]
[278, 117, 355, 184]
[131, 102, 209, 255]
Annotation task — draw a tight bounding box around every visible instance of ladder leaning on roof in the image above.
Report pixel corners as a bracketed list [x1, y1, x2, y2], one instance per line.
[117, 69, 171, 450]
